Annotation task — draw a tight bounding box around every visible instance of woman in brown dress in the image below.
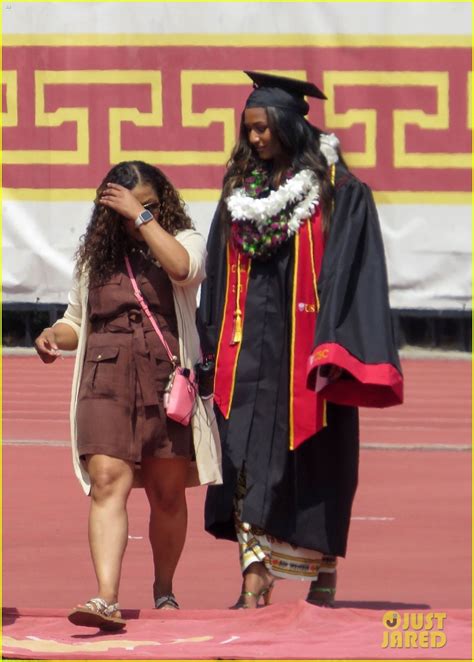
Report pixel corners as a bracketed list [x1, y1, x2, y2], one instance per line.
[34, 161, 221, 630]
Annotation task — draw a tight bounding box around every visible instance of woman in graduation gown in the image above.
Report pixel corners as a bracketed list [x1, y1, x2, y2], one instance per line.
[198, 71, 403, 608]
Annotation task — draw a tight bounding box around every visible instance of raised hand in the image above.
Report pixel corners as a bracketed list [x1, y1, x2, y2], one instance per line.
[100, 183, 146, 222]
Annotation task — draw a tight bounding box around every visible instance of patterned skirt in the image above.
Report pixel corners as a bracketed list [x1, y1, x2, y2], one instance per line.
[234, 473, 324, 581]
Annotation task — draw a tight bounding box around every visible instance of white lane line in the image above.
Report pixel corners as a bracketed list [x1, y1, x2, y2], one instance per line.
[220, 636, 240, 644]
[4, 440, 470, 451]
[361, 443, 470, 451]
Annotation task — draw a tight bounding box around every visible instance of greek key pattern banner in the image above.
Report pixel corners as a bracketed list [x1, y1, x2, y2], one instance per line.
[3, 36, 471, 203]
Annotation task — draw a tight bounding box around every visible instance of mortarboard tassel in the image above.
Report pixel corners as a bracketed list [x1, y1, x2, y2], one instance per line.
[231, 253, 242, 344]
[231, 308, 242, 344]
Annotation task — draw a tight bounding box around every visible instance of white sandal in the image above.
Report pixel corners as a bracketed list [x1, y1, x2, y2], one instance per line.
[68, 597, 126, 630]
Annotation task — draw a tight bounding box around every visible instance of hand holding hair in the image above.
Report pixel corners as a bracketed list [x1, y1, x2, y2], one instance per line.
[100, 183, 148, 222]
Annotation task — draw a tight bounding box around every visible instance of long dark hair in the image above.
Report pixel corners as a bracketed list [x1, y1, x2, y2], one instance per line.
[75, 161, 192, 286]
[222, 107, 342, 231]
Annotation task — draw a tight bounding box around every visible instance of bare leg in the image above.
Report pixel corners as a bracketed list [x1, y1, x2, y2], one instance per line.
[141, 457, 189, 606]
[85, 454, 134, 605]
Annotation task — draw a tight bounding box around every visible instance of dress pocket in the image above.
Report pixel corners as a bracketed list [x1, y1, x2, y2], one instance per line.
[82, 346, 120, 398]
[88, 272, 125, 316]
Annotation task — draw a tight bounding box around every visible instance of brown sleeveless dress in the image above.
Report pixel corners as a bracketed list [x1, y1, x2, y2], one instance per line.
[76, 249, 193, 461]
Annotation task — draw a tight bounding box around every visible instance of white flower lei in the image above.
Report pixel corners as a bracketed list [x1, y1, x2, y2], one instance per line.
[226, 169, 321, 237]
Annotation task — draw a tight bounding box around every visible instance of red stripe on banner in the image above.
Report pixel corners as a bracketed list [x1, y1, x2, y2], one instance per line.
[2, 44, 471, 193]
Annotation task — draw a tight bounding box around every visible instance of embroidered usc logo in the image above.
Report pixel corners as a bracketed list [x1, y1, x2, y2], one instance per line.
[315, 349, 329, 360]
[298, 302, 316, 313]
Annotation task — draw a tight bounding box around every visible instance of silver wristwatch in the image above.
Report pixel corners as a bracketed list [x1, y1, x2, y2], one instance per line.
[134, 209, 154, 229]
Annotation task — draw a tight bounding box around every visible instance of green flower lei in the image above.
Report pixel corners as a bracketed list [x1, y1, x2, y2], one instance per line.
[230, 167, 296, 258]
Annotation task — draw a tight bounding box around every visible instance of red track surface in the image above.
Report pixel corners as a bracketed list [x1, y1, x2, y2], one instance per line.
[3, 444, 471, 610]
[2, 355, 472, 659]
[3, 356, 471, 446]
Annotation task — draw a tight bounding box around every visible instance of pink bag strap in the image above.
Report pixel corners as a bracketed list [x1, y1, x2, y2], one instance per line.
[124, 254, 177, 367]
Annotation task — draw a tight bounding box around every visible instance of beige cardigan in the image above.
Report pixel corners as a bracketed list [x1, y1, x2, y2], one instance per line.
[55, 229, 222, 495]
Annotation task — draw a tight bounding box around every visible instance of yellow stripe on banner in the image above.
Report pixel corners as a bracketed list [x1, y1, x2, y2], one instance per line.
[2, 34, 471, 48]
[2, 189, 472, 205]
[2, 189, 98, 202]
[289, 233, 300, 451]
[323, 400, 327, 428]
[180, 189, 222, 202]
[226, 259, 251, 417]
[373, 191, 473, 205]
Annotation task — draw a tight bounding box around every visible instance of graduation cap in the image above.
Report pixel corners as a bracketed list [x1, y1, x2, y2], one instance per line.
[244, 70, 327, 116]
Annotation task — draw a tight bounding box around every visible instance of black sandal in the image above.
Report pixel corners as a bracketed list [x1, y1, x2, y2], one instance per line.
[154, 593, 180, 610]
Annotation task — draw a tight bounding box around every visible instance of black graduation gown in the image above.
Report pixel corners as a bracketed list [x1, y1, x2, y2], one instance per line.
[198, 164, 402, 557]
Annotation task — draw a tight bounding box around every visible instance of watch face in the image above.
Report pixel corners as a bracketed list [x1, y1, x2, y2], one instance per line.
[140, 209, 154, 223]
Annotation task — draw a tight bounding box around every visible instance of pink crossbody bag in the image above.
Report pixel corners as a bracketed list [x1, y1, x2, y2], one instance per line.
[125, 255, 197, 426]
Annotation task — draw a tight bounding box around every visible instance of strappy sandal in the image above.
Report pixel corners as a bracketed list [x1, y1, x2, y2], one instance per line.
[306, 585, 336, 606]
[306, 571, 337, 608]
[230, 578, 275, 609]
[154, 593, 180, 610]
[68, 597, 126, 630]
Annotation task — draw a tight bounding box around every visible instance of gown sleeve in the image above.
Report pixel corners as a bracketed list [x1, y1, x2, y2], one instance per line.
[307, 167, 403, 407]
[196, 201, 228, 357]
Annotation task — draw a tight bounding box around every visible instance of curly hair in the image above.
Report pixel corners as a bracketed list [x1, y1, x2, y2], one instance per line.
[75, 161, 192, 286]
[222, 107, 343, 233]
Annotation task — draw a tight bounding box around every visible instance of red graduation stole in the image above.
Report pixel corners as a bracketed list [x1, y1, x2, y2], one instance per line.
[214, 210, 327, 450]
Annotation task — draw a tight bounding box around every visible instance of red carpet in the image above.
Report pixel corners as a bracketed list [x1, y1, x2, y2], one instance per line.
[3, 603, 471, 659]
